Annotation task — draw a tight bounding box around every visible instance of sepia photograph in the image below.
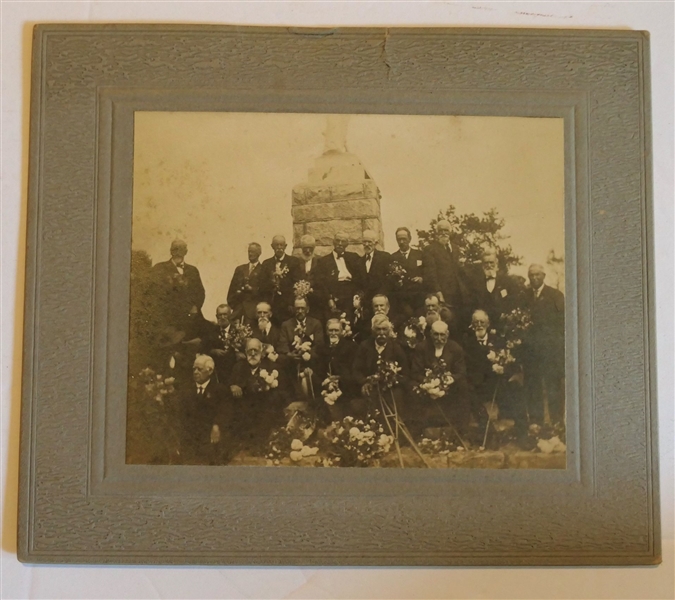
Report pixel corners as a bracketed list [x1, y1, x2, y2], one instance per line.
[126, 111, 566, 469]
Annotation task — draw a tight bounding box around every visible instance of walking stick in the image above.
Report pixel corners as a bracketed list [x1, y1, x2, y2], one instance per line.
[377, 384, 405, 468]
[383, 389, 432, 467]
[481, 380, 500, 450]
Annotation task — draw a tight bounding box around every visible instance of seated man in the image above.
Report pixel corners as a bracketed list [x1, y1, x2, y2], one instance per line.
[462, 309, 496, 429]
[177, 354, 232, 465]
[418, 292, 462, 343]
[229, 338, 289, 454]
[250, 302, 282, 359]
[201, 304, 241, 384]
[318, 318, 360, 422]
[278, 297, 324, 399]
[463, 309, 528, 445]
[353, 314, 410, 417]
[411, 320, 471, 440]
[356, 293, 402, 342]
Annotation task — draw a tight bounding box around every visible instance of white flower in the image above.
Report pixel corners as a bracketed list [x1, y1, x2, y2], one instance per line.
[492, 364, 504, 375]
[291, 439, 303, 451]
[270, 380, 278, 388]
[349, 427, 360, 439]
[419, 316, 427, 327]
[487, 350, 497, 362]
[260, 369, 268, 378]
[302, 352, 311, 362]
[301, 445, 313, 457]
[353, 295, 361, 308]
[404, 327, 416, 339]
[271, 370, 279, 378]
[289, 450, 303, 462]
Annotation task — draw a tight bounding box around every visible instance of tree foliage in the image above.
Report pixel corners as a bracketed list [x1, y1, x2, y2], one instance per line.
[416, 206, 522, 274]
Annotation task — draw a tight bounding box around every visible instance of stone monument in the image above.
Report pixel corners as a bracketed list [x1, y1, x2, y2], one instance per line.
[291, 115, 384, 256]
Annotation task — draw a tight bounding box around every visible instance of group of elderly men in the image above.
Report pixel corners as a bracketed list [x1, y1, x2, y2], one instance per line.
[144, 222, 565, 464]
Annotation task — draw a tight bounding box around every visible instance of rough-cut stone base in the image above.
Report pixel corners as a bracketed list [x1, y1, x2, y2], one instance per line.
[291, 151, 384, 254]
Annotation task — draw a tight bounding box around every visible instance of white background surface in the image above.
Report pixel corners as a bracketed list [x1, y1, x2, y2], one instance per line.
[1, 2, 673, 599]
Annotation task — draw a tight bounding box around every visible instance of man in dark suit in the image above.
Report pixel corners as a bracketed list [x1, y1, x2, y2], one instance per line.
[177, 354, 232, 465]
[315, 231, 366, 320]
[150, 239, 206, 334]
[523, 264, 565, 425]
[361, 229, 392, 307]
[297, 234, 323, 320]
[422, 220, 467, 314]
[278, 297, 324, 401]
[250, 301, 282, 358]
[259, 235, 303, 325]
[464, 309, 529, 444]
[228, 338, 290, 453]
[352, 315, 410, 414]
[200, 304, 241, 385]
[411, 320, 471, 439]
[227, 242, 263, 323]
[465, 248, 520, 326]
[318, 318, 360, 421]
[390, 226, 426, 318]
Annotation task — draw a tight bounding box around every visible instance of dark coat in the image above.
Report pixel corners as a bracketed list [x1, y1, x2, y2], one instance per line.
[462, 330, 499, 391]
[318, 337, 359, 397]
[177, 379, 231, 462]
[314, 251, 366, 312]
[200, 322, 240, 385]
[278, 316, 325, 355]
[227, 262, 263, 322]
[422, 240, 466, 309]
[362, 249, 392, 300]
[259, 254, 303, 323]
[411, 338, 469, 402]
[352, 338, 410, 388]
[390, 248, 426, 313]
[464, 265, 521, 325]
[250, 323, 282, 352]
[523, 284, 565, 376]
[150, 259, 205, 329]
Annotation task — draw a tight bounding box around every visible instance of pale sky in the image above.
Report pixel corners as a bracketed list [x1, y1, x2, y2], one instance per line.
[132, 112, 564, 318]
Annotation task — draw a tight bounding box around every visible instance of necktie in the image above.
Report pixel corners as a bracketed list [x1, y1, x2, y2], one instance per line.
[249, 263, 255, 274]
[365, 254, 372, 271]
[197, 386, 203, 396]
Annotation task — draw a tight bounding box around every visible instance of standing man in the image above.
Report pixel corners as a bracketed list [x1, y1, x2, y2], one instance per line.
[422, 220, 467, 316]
[523, 264, 565, 425]
[361, 229, 391, 307]
[260, 235, 303, 325]
[465, 248, 519, 325]
[297, 234, 322, 319]
[227, 242, 263, 324]
[177, 354, 231, 465]
[390, 226, 426, 318]
[315, 231, 365, 320]
[201, 304, 240, 385]
[150, 239, 206, 334]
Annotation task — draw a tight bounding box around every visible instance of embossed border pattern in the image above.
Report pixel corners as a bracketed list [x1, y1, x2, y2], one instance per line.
[18, 25, 658, 565]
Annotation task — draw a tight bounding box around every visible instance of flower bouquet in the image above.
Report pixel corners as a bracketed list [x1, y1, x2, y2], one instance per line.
[413, 359, 455, 400]
[386, 261, 408, 288]
[338, 312, 353, 339]
[266, 428, 319, 465]
[321, 375, 342, 406]
[251, 368, 279, 393]
[402, 315, 427, 348]
[293, 279, 313, 300]
[321, 414, 393, 467]
[272, 263, 290, 295]
[365, 359, 402, 392]
[219, 322, 252, 353]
